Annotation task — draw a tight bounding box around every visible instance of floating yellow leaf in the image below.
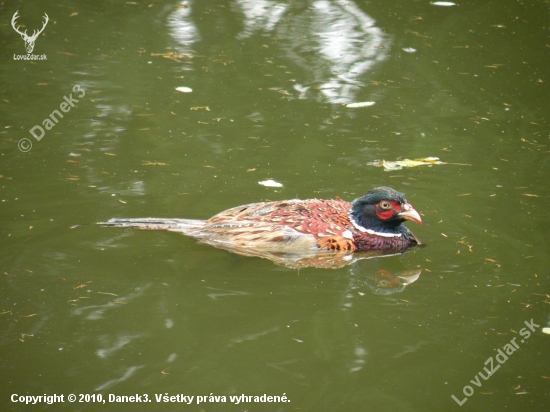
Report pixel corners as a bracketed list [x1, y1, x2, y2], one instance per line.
[369, 157, 446, 171]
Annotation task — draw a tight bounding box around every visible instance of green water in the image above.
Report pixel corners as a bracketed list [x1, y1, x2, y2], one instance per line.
[1, 0, 549, 411]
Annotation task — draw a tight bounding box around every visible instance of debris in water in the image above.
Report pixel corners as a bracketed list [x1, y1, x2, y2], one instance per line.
[259, 179, 283, 188]
[346, 102, 376, 108]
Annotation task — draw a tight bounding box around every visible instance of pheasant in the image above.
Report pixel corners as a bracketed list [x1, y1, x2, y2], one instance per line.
[99, 187, 422, 264]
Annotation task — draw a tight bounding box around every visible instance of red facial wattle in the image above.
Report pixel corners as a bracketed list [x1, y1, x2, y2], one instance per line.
[375, 200, 422, 225]
[375, 200, 402, 220]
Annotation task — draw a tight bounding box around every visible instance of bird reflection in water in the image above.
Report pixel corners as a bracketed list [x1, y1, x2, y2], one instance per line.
[363, 269, 421, 295]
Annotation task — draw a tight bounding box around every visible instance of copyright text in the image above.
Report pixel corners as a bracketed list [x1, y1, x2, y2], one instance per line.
[11, 393, 290, 405]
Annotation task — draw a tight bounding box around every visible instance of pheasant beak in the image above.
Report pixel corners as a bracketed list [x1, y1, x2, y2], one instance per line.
[398, 203, 422, 225]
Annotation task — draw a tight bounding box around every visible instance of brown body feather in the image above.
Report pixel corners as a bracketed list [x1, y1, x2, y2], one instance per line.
[100, 199, 352, 252]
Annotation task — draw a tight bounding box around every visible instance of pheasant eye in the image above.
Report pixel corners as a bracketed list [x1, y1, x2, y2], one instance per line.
[380, 201, 392, 210]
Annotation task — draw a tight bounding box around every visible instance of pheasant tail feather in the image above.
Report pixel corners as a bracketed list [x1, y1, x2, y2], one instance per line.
[98, 218, 206, 233]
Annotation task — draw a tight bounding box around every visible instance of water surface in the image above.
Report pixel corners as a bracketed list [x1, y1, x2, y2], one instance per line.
[1, 0, 549, 411]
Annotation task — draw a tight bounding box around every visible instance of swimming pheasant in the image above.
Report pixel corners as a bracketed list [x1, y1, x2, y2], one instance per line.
[99, 187, 422, 259]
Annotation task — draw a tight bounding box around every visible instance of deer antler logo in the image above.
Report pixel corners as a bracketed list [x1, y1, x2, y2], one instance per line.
[11, 11, 49, 54]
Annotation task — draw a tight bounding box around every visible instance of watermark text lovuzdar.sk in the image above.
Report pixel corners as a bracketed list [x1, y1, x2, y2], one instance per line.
[451, 318, 540, 406]
[12, 11, 48, 60]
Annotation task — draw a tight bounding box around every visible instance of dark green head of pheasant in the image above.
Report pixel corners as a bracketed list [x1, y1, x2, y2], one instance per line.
[350, 186, 422, 238]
